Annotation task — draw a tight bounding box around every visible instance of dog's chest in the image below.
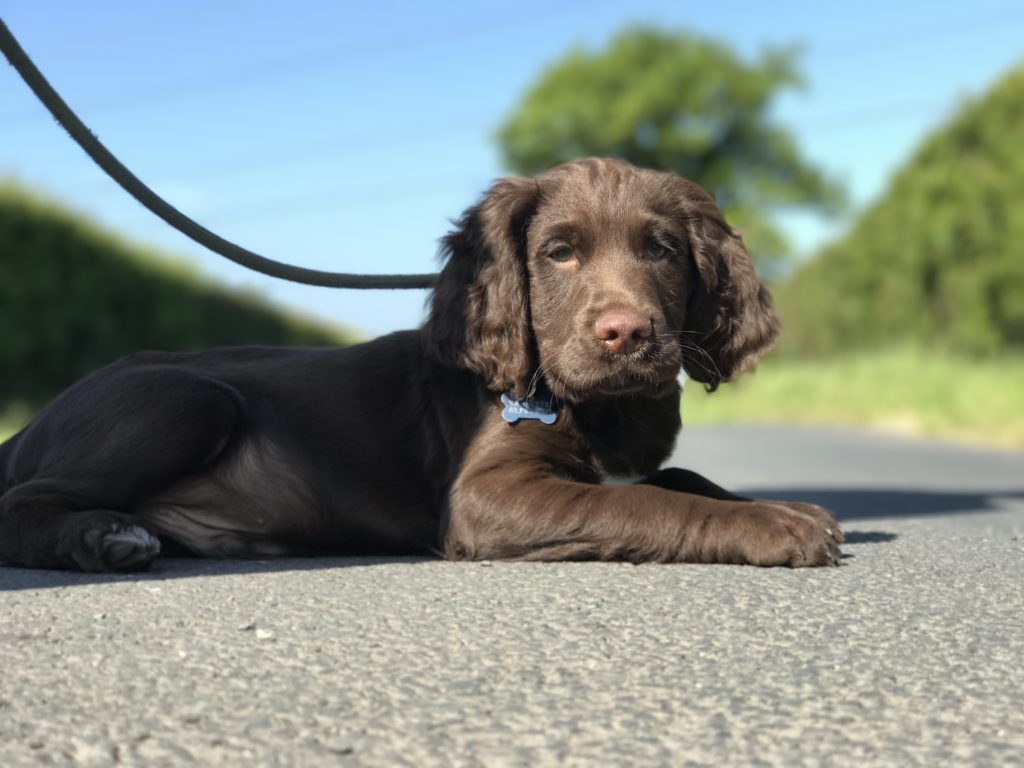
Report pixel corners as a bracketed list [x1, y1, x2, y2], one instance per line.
[575, 405, 678, 480]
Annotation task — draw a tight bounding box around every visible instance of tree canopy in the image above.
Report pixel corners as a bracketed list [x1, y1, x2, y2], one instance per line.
[496, 26, 843, 274]
[778, 63, 1024, 357]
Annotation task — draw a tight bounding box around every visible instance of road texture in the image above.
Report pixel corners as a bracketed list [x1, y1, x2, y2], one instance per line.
[1, 426, 1022, 766]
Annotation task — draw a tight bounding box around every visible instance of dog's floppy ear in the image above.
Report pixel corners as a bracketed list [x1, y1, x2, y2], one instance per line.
[424, 177, 539, 396]
[677, 181, 780, 391]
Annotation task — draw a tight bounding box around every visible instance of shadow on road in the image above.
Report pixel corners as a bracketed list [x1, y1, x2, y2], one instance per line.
[740, 487, 1024, 521]
[0, 555, 434, 592]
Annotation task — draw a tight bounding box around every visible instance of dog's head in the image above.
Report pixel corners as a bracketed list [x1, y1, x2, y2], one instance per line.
[424, 157, 779, 401]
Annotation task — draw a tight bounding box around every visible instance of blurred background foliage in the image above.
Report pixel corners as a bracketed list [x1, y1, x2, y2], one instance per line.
[775, 63, 1024, 358]
[0, 184, 348, 413]
[1, 22, 1022, 446]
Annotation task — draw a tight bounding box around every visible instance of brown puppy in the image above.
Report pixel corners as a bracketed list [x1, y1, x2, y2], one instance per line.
[0, 158, 842, 571]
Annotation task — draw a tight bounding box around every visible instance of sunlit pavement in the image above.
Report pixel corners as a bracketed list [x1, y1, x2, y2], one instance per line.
[2, 427, 1022, 766]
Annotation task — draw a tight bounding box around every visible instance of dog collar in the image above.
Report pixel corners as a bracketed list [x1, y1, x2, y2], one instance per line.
[501, 392, 558, 425]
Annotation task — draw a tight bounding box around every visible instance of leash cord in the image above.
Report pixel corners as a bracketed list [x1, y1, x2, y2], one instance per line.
[0, 19, 438, 289]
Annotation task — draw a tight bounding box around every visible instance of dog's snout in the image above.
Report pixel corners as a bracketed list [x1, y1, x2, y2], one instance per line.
[594, 311, 653, 355]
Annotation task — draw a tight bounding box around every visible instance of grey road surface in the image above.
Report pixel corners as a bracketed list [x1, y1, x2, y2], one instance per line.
[1, 426, 1022, 767]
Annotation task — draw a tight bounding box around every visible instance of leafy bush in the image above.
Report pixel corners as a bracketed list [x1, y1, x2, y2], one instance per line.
[778, 63, 1024, 356]
[0, 183, 350, 407]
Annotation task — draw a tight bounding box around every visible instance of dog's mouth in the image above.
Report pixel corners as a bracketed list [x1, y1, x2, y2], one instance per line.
[544, 344, 682, 402]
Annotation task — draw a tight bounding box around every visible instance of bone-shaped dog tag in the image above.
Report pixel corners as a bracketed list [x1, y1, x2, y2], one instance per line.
[500, 393, 558, 425]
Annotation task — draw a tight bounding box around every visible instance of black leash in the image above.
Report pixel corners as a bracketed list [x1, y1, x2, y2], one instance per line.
[0, 19, 438, 289]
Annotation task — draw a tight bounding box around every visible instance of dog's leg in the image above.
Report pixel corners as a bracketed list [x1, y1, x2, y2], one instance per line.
[641, 467, 843, 540]
[0, 366, 240, 571]
[640, 467, 750, 501]
[443, 416, 843, 567]
[448, 472, 843, 566]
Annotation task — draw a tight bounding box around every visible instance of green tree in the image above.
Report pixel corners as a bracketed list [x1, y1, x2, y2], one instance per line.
[496, 26, 843, 274]
[777, 62, 1024, 357]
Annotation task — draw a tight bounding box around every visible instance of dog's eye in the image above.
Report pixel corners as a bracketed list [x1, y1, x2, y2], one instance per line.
[548, 247, 574, 263]
[645, 242, 670, 262]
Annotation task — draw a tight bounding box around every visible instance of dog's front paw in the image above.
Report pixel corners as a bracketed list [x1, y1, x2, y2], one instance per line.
[58, 511, 161, 572]
[771, 500, 845, 544]
[720, 501, 843, 567]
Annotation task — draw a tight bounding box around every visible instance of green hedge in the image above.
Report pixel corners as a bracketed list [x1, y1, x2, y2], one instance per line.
[777, 63, 1024, 357]
[0, 183, 350, 407]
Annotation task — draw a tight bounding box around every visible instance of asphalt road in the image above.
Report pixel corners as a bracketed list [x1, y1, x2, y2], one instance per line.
[1, 426, 1022, 767]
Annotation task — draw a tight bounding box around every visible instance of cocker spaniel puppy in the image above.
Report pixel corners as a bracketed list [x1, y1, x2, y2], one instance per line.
[0, 158, 842, 572]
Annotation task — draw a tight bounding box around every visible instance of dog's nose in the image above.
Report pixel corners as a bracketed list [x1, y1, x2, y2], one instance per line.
[594, 311, 653, 355]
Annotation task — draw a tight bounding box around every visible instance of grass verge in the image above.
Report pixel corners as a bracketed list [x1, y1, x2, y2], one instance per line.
[681, 349, 1024, 448]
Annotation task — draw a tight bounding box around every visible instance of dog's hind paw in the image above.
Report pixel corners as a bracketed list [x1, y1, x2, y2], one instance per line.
[99, 526, 161, 571]
[59, 512, 161, 572]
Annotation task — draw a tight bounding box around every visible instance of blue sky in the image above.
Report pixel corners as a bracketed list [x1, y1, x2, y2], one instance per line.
[2, 1, 1022, 337]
